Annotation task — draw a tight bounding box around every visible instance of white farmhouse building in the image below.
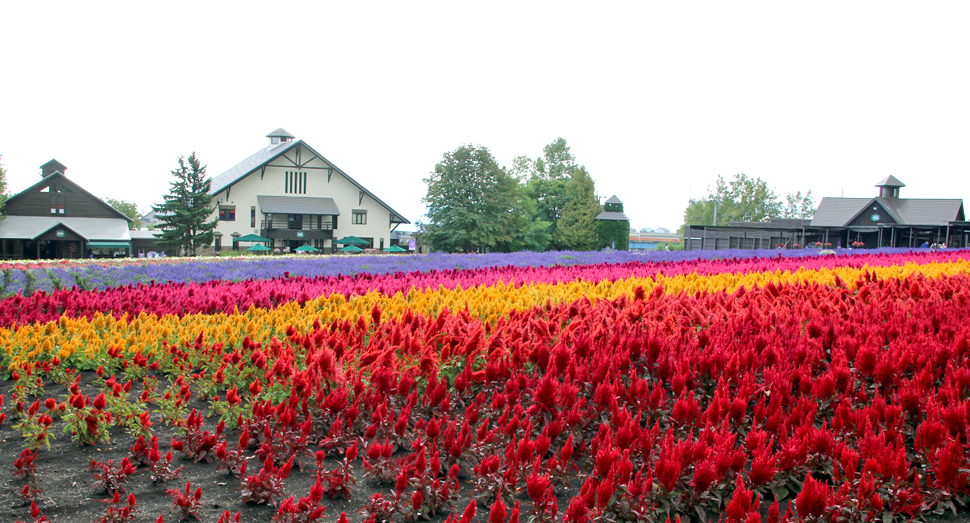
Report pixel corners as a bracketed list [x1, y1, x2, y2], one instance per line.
[208, 129, 409, 253]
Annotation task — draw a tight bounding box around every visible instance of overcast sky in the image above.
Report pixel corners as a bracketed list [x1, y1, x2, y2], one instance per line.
[2, 2, 968, 232]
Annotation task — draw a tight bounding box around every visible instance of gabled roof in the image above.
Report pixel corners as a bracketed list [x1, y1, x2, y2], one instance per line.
[266, 128, 295, 139]
[604, 195, 623, 205]
[811, 198, 880, 227]
[40, 158, 67, 173]
[0, 216, 131, 240]
[875, 175, 905, 187]
[210, 140, 301, 195]
[5, 171, 132, 222]
[595, 211, 630, 221]
[209, 139, 409, 224]
[811, 197, 963, 227]
[877, 198, 963, 225]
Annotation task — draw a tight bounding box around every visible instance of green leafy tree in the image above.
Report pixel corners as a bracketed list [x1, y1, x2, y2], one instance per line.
[782, 190, 815, 219]
[0, 156, 7, 219]
[102, 198, 143, 229]
[420, 145, 525, 253]
[556, 167, 601, 250]
[152, 153, 217, 256]
[520, 138, 598, 250]
[682, 173, 797, 230]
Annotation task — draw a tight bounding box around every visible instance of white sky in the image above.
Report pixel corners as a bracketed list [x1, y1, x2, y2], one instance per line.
[2, 2, 969, 232]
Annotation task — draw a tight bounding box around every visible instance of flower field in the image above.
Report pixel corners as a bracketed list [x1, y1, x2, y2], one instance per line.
[2, 250, 969, 522]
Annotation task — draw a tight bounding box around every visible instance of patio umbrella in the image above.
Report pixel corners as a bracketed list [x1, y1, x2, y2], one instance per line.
[246, 244, 271, 252]
[294, 244, 320, 253]
[383, 245, 407, 253]
[237, 234, 271, 243]
[339, 245, 364, 253]
[335, 236, 369, 246]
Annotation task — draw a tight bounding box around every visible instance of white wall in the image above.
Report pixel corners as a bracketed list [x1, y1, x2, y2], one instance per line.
[210, 143, 398, 249]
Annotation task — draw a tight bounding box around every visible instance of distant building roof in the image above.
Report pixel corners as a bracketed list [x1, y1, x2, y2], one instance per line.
[129, 230, 161, 240]
[5, 171, 131, 222]
[0, 216, 131, 241]
[256, 195, 340, 215]
[40, 159, 68, 177]
[604, 195, 623, 205]
[811, 197, 964, 227]
[875, 175, 906, 187]
[595, 211, 630, 221]
[210, 140, 301, 195]
[210, 138, 408, 224]
[729, 218, 812, 229]
[265, 128, 295, 139]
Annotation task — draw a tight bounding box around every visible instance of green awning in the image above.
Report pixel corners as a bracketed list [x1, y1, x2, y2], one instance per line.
[87, 241, 131, 249]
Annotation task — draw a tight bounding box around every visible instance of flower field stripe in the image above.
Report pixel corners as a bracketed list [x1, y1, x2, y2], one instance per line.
[5, 256, 970, 367]
[0, 247, 940, 295]
[2, 250, 970, 327]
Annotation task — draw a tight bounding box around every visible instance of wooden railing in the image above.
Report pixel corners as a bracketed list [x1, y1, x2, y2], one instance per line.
[261, 220, 334, 231]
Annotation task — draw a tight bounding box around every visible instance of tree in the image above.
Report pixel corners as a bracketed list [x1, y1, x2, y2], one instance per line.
[0, 156, 7, 219]
[682, 173, 800, 229]
[782, 190, 815, 219]
[152, 153, 217, 256]
[520, 138, 600, 250]
[102, 198, 143, 229]
[556, 167, 601, 250]
[420, 145, 525, 253]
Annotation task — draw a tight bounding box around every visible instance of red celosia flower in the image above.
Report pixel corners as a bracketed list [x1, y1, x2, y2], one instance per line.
[724, 475, 753, 522]
[795, 474, 829, 519]
[489, 499, 507, 523]
[459, 500, 476, 523]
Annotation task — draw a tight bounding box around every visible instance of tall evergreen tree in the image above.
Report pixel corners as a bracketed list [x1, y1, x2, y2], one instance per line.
[555, 167, 601, 250]
[152, 153, 217, 256]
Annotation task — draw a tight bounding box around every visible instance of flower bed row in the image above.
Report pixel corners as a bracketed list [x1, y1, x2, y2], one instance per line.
[0, 248, 929, 298]
[3, 252, 970, 521]
[0, 249, 967, 330]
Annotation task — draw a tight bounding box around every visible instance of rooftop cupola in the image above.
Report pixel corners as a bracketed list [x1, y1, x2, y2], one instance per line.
[875, 175, 905, 199]
[266, 128, 295, 147]
[40, 159, 67, 178]
[603, 195, 624, 212]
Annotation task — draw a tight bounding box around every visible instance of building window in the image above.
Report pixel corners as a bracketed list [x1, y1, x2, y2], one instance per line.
[251, 206, 256, 228]
[285, 171, 307, 194]
[50, 195, 64, 214]
[352, 210, 367, 225]
[219, 206, 236, 221]
[288, 214, 303, 230]
[214, 237, 222, 252]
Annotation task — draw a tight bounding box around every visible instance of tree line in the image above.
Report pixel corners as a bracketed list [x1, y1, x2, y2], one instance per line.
[681, 173, 815, 231]
[420, 139, 614, 253]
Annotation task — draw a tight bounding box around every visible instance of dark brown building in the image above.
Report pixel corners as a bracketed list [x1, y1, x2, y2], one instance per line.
[684, 178, 968, 251]
[0, 160, 134, 259]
